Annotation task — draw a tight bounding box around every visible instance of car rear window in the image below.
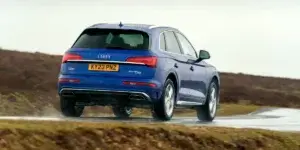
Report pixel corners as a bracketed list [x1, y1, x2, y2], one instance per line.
[72, 29, 150, 50]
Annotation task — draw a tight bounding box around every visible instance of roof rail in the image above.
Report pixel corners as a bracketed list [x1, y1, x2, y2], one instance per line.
[149, 25, 161, 29]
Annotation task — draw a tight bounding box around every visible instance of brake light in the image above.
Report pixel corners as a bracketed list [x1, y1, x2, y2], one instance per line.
[126, 56, 157, 68]
[62, 53, 82, 63]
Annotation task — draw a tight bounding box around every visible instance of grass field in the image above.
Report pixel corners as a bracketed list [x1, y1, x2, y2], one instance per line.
[0, 120, 299, 150]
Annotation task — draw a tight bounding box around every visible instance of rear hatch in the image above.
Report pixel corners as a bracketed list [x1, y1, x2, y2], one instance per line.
[60, 28, 157, 79]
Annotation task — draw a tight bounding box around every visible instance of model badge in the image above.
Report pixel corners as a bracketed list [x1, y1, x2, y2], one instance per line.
[128, 70, 141, 75]
[68, 67, 75, 71]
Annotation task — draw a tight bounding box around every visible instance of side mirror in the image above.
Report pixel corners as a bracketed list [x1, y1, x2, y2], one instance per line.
[196, 50, 210, 62]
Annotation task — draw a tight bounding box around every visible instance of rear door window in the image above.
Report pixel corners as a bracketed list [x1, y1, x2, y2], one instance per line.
[159, 33, 166, 50]
[164, 31, 182, 54]
[72, 29, 149, 50]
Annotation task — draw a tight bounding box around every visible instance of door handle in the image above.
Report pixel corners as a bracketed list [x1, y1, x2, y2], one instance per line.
[174, 63, 178, 68]
[190, 66, 194, 71]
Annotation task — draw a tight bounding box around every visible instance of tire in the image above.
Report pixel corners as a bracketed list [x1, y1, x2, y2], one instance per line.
[196, 80, 219, 122]
[60, 97, 84, 117]
[151, 79, 176, 121]
[112, 106, 132, 118]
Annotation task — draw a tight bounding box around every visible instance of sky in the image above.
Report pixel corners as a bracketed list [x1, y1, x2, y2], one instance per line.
[0, 0, 300, 79]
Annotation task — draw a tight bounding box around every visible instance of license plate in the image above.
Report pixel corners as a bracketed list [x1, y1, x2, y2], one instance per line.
[88, 64, 119, 72]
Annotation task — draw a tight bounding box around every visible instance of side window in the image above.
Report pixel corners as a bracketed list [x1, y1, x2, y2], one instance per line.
[175, 32, 197, 58]
[159, 33, 166, 50]
[164, 31, 182, 54]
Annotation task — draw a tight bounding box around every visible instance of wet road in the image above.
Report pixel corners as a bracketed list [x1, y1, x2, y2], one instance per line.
[0, 108, 299, 132]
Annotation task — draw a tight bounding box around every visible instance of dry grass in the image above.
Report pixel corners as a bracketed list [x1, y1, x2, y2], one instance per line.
[0, 92, 60, 116]
[0, 120, 299, 150]
[221, 72, 300, 107]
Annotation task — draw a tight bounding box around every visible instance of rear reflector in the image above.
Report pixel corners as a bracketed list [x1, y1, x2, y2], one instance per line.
[62, 53, 82, 63]
[122, 81, 156, 88]
[58, 78, 80, 83]
[126, 56, 157, 68]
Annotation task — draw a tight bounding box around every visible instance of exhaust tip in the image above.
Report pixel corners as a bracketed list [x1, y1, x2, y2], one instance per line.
[61, 91, 75, 97]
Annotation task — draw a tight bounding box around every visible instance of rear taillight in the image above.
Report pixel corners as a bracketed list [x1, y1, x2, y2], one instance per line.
[62, 53, 82, 63]
[126, 56, 157, 68]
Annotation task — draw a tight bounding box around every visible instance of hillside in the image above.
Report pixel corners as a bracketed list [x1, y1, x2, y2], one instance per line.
[0, 48, 300, 116]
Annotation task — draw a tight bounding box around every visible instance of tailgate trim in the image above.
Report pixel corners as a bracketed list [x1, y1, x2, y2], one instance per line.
[67, 60, 145, 65]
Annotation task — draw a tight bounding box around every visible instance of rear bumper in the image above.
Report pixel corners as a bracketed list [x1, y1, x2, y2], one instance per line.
[57, 74, 165, 107]
[60, 88, 151, 101]
[59, 87, 159, 108]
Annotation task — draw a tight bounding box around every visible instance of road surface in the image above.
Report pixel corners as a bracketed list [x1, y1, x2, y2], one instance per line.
[0, 107, 299, 132]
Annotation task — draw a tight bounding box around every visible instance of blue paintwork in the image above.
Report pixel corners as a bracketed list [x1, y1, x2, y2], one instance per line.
[57, 23, 220, 106]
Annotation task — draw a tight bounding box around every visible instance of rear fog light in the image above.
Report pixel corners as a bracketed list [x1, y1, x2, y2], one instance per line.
[122, 81, 156, 88]
[59, 78, 80, 83]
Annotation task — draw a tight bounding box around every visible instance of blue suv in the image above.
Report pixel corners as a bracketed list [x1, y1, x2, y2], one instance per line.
[58, 23, 220, 121]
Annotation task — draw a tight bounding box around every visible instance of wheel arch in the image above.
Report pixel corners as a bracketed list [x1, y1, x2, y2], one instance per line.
[165, 71, 180, 102]
[210, 72, 221, 103]
[211, 75, 220, 89]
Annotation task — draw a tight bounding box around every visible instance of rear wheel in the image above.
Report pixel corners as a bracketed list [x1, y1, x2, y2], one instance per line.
[112, 106, 132, 118]
[151, 79, 175, 121]
[60, 97, 84, 117]
[196, 80, 218, 122]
